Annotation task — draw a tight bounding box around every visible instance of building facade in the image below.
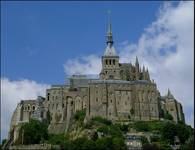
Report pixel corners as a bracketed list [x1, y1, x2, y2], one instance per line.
[7, 23, 185, 145]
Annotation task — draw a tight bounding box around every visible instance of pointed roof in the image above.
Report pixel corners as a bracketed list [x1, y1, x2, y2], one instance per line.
[135, 56, 139, 66]
[167, 88, 174, 99]
[104, 14, 117, 56]
[143, 66, 145, 72]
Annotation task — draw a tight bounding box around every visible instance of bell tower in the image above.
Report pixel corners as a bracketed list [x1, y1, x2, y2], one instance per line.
[100, 19, 120, 80]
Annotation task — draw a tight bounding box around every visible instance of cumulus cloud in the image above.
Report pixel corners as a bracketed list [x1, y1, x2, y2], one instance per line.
[1, 78, 50, 140]
[64, 2, 194, 126]
[64, 54, 101, 75]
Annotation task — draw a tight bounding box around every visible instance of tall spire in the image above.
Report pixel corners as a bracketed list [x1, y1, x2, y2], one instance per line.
[104, 10, 117, 56]
[107, 10, 113, 45]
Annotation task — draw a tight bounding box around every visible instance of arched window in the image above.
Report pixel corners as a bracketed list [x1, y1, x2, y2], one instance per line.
[113, 59, 115, 65]
[32, 106, 35, 110]
[56, 103, 58, 109]
[106, 60, 108, 65]
[109, 59, 111, 65]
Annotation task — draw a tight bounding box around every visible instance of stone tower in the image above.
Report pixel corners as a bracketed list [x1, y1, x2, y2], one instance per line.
[100, 22, 120, 80]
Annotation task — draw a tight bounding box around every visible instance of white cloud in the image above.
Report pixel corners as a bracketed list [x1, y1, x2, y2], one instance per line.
[1, 78, 50, 140]
[63, 2, 194, 127]
[64, 54, 101, 75]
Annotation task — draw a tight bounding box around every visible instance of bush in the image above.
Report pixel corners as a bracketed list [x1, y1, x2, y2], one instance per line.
[164, 112, 173, 120]
[47, 134, 68, 145]
[91, 117, 112, 126]
[149, 121, 165, 131]
[97, 125, 109, 135]
[176, 123, 191, 144]
[119, 124, 129, 133]
[82, 139, 96, 150]
[20, 119, 48, 144]
[157, 142, 172, 150]
[142, 143, 159, 150]
[161, 122, 177, 144]
[141, 136, 149, 145]
[150, 135, 160, 142]
[74, 109, 86, 122]
[134, 121, 150, 132]
[96, 137, 113, 150]
[112, 137, 127, 150]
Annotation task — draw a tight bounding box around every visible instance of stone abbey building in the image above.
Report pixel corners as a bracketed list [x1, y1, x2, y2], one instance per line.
[7, 23, 185, 144]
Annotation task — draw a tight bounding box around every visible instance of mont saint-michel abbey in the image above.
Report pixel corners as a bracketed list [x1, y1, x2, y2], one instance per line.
[8, 23, 185, 143]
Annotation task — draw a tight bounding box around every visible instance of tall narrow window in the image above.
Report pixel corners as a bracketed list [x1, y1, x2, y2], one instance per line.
[109, 59, 111, 65]
[113, 59, 115, 65]
[106, 60, 108, 65]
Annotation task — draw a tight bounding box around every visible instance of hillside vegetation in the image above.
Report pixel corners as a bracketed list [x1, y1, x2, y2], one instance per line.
[6, 109, 193, 150]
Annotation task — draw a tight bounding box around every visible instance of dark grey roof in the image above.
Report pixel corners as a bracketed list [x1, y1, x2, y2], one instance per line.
[89, 79, 131, 84]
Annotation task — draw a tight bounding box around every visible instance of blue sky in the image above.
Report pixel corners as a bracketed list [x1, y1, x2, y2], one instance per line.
[1, 1, 193, 141]
[1, 1, 165, 84]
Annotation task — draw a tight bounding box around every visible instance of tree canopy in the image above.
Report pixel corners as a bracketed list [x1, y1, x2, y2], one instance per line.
[20, 119, 49, 144]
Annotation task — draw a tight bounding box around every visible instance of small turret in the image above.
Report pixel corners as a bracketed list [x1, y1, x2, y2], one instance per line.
[146, 68, 150, 81]
[135, 56, 139, 68]
[167, 88, 174, 99]
[142, 66, 146, 80]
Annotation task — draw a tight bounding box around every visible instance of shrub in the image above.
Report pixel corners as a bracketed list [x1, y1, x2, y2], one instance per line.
[74, 109, 86, 122]
[150, 135, 160, 142]
[134, 121, 150, 132]
[119, 124, 129, 133]
[161, 122, 177, 144]
[112, 137, 127, 150]
[141, 136, 149, 145]
[142, 143, 159, 150]
[91, 116, 112, 126]
[20, 119, 48, 144]
[97, 125, 109, 135]
[176, 123, 191, 144]
[47, 134, 68, 145]
[164, 112, 173, 121]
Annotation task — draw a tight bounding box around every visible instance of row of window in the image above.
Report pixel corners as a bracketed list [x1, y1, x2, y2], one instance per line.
[105, 59, 116, 65]
[23, 105, 36, 111]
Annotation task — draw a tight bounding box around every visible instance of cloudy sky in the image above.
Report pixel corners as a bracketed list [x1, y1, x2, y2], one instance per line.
[1, 1, 194, 141]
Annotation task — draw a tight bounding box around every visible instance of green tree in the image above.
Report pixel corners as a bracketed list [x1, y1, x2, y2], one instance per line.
[176, 123, 191, 144]
[180, 135, 194, 150]
[112, 137, 127, 150]
[141, 136, 149, 145]
[47, 134, 67, 145]
[97, 125, 109, 135]
[142, 143, 159, 150]
[82, 139, 96, 150]
[164, 112, 173, 120]
[96, 137, 113, 150]
[161, 122, 177, 144]
[119, 124, 129, 133]
[91, 117, 112, 126]
[134, 121, 150, 132]
[21, 119, 48, 144]
[74, 109, 86, 122]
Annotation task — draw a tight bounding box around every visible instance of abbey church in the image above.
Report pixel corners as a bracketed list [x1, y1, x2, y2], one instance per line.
[7, 23, 185, 144]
